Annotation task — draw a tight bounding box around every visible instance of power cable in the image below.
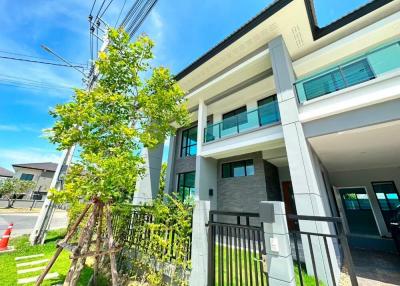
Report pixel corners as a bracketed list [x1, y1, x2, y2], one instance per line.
[0, 50, 85, 66]
[125, 0, 150, 33]
[89, 0, 97, 16]
[121, 0, 145, 28]
[127, 0, 157, 37]
[0, 73, 74, 88]
[99, 0, 114, 19]
[115, 0, 127, 27]
[0, 55, 85, 69]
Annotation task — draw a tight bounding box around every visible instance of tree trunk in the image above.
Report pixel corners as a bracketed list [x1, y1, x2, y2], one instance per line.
[89, 203, 103, 286]
[64, 203, 98, 286]
[106, 204, 119, 286]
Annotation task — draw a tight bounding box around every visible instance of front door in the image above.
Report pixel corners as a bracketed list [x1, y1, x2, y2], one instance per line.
[338, 187, 380, 236]
[282, 181, 298, 230]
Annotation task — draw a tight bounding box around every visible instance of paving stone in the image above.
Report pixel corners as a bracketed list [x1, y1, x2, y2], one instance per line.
[15, 254, 44, 261]
[17, 272, 59, 284]
[17, 266, 46, 274]
[16, 259, 49, 268]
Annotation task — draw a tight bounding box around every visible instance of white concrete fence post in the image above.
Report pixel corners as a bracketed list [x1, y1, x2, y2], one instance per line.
[260, 201, 296, 286]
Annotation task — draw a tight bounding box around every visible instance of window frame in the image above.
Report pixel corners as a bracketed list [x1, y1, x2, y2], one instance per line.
[221, 159, 254, 178]
[257, 94, 279, 126]
[371, 181, 400, 211]
[20, 173, 34, 181]
[222, 106, 247, 130]
[177, 171, 196, 201]
[180, 125, 198, 157]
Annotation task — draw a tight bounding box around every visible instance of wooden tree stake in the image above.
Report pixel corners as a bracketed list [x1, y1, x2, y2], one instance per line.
[35, 203, 92, 286]
[106, 204, 119, 286]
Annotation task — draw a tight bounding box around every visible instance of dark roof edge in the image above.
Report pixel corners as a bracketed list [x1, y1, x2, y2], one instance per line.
[174, 0, 293, 81]
[12, 164, 57, 172]
[307, 0, 394, 40]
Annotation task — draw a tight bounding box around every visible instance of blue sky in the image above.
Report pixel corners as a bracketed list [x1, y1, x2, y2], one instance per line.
[0, 0, 370, 170]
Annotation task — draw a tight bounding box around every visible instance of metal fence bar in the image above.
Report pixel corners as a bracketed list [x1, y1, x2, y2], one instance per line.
[323, 236, 336, 285]
[292, 232, 304, 286]
[307, 233, 319, 286]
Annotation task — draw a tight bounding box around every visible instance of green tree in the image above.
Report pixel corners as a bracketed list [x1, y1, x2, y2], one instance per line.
[159, 162, 168, 192]
[0, 178, 35, 208]
[44, 28, 189, 286]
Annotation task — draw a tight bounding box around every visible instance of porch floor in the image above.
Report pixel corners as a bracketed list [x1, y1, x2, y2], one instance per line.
[351, 249, 400, 286]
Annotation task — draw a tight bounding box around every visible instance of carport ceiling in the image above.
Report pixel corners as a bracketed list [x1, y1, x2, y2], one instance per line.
[308, 120, 400, 172]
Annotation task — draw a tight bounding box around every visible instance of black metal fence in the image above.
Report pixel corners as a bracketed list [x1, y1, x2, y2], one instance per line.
[112, 205, 192, 266]
[287, 214, 358, 286]
[207, 211, 268, 286]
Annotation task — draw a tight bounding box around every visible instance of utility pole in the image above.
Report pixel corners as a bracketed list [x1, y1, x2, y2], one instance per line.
[29, 34, 109, 245]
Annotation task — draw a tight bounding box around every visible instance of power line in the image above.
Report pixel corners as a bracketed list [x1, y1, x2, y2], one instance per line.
[115, 0, 127, 27]
[126, 0, 157, 37]
[0, 55, 85, 69]
[99, 0, 114, 19]
[0, 73, 75, 89]
[0, 50, 86, 66]
[89, 0, 97, 15]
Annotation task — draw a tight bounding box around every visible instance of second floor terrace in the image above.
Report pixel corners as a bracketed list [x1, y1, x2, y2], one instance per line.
[295, 39, 400, 104]
[204, 97, 280, 143]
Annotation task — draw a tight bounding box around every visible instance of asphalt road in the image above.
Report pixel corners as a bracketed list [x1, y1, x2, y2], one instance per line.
[0, 211, 68, 237]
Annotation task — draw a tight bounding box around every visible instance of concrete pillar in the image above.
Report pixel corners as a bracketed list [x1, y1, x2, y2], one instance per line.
[189, 100, 218, 285]
[269, 36, 340, 285]
[133, 144, 164, 204]
[165, 136, 177, 194]
[189, 200, 210, 286]
[260, 201, 295, 286]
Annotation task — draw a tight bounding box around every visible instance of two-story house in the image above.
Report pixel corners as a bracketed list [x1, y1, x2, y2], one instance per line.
[12, 162, 57, 200]
[151, 0, 400, 285]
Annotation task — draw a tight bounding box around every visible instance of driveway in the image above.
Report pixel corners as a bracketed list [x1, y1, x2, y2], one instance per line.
[0, 210, 68, 237]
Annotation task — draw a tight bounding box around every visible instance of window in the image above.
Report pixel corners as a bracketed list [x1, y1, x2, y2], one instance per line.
[177, 171, 196, 201]
[221, 160, 254, 178]
[180, 126, 197, 157]
[222, 106, 247, 130]
[342, 191, 372, 210]
[257, 95, 279, 126]
[20, 173, 34, 181]
[372, 182, 400, 211]
[372, 181, 400, 229]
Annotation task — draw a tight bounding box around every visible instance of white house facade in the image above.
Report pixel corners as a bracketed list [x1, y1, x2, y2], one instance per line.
[140, 0, 400, 285]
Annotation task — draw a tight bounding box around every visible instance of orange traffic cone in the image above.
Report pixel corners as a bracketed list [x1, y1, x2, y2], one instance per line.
[0, 223, 13, 251]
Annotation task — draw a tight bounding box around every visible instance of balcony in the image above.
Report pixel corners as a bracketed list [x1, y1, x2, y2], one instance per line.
[295, 40, 400, 103]
[204, 101, 280, 143]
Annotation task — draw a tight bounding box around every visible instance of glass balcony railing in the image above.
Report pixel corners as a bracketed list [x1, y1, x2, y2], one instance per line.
[204, 101, 280, 143]
[295, 40, 400, 103]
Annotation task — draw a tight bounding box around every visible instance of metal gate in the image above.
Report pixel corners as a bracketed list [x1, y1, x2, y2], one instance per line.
[287, 214, 358, 286]
[207, 211, 268, 286]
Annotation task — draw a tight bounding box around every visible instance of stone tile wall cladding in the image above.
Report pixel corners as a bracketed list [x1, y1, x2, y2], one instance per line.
[217, 152, 281, 224]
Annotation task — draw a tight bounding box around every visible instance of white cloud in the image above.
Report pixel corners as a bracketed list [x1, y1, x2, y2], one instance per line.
[0, 147, 62, 169]
[0, 124, 40, 133]
[0, 124, 19, 131]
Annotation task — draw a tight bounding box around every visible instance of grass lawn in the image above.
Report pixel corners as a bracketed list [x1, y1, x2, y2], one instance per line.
[0, 229, 106, 286]
[213, 244, 324, 286]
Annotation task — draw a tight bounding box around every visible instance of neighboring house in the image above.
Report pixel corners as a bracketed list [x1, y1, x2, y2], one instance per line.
[139, 0, 400, 285]
[0, 166, 14, 182]
[12, 162, 57, 200]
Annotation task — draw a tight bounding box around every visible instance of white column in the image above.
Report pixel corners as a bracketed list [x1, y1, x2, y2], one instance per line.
[189, 100, 217, 285]
[269, 36, 340, 286]
[133, 144, 164, 204]
[260, 201, 295, 286]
